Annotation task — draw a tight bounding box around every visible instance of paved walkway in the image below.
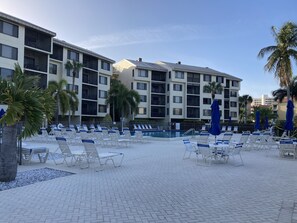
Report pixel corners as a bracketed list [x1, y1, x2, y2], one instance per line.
[1, 138, 297, 223]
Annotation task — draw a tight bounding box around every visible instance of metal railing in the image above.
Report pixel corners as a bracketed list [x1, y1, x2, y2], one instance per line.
[183, 128, 195, 137]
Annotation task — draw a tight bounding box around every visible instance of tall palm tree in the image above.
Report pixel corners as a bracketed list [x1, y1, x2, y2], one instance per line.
[272, 76, 297, 102]
[47, 79, 79, 124]
[258, 22, 297, 99]
[106, 81, 140, 126]
[239, 95, 253, 124]
[0, 64, 55, 182]
[64, 60, 83, 125]
[203, 81, 223, 101]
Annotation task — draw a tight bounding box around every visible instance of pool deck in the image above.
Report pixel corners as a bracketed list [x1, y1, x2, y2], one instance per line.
[1, 137, 297, 222]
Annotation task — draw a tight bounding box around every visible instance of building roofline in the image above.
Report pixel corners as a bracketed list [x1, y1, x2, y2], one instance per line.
[0, 11, 56, 36]
[157, 61, 242, 81]
[54, 38, 115, 63]
[124, 59, 168, 72]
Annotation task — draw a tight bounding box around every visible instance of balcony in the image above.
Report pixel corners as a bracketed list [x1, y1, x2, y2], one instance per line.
[151, 106, 165, 117]
[151, 71, 166, 82]
[187, 107, 200, 118]
[24, 49, 48, 73]
[151, 94, 165, 105]
[151, 83, 165, 93]
[24, 71, 47, 89]
[187, 85, 200, 95]
[81, 100, 97, 115]
[83, 54, 98, 70]
[25, 28, 52, 52]
[187, 95, 199, 106]
[82, 69, 98, 85]
[50, 44, 63, 61]
[82, 85, 97, 100]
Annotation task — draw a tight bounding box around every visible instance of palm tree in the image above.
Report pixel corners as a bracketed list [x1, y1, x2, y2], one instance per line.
[106, 81, 140, 128]
[47, 79, 79, 124]
[64, 60, 83, 125]
[0, 64, 55, 182]
[239, 95, 253, 124]
[258, 22, 297, 99]
[203, 81, 223, 101]
[272, 76, 297, 102]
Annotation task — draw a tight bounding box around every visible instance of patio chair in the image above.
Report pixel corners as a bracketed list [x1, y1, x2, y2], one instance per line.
[279, 139, 296, 159]
[197, 143, 214, 166]
[52, 137, 84, 167]
[148, 124, 153, 129]
[197, 132, 210, 144]
[227, 126, 232, 132]
[221, 126, 226, 132]
[233, 126, 238, 133]
[228, 143, 244, 166]
[201, 125, 206, 131]
[183, 139, 198, 159]
[81, 139, 124, 171]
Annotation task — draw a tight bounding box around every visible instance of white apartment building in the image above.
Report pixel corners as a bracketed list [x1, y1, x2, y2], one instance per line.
[114, 59, 242, 123]
[251, 94, 278, 116]
[0, 12, 114, 124]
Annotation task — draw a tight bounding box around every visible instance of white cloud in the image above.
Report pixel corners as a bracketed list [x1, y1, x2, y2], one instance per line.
[76, 25, 202, 49]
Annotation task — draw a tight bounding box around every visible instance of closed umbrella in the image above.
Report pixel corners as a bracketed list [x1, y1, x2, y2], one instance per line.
[209, 100, 221, 142]
[284, 99, 294, 136]
[0, 109, 5, 119]
[255, 110, 260, 131]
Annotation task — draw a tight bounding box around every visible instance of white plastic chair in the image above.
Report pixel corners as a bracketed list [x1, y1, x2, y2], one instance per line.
[279, 139, 296, 159]
[197, 143, 214, 166]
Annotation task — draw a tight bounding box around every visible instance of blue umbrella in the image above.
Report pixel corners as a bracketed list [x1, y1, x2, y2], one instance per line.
[0, 109, 5, 119]
[209, 100, 221, 141]
[255, 110, 260, 131]
[284, 100, 294, 133]
[264, 116, 269, 130]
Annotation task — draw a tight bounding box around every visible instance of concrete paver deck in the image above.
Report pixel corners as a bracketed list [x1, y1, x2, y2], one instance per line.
[1, 139, 297, 222]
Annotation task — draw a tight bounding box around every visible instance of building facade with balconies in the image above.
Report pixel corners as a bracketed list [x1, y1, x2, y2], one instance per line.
[114, 59, 242, 124]
[0, 12, 114, 125]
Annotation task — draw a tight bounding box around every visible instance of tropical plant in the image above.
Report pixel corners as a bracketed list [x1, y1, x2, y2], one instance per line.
[258, 22, 297, 99]
[252, 106, 277, 126]
[64, 60, 83, 125]
[239, 95, 253, 123]
[203, 81, 223, 101]
[47, 79, 79, 124]
[0, 64, 55, 182]
[272, 76, 297, 102]
[106, 80, 140, 123]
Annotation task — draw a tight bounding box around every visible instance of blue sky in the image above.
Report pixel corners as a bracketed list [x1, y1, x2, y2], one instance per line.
[1, 0, 297, 98]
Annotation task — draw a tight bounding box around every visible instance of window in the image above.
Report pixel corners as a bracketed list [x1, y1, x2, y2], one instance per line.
[67, 50, 79, 61]
[175, 71, 184, 79]
[187, 73, 200, 83]
[140, 95, 147, 102]
[66, 84, 79, 94]
[203, 109, 211, 116]
[173, 96, 182, 103]
[0, 44, 18, 60]
[203, 98, 211, 105]
[232, 80, 239, 87]
[137, 82, 147, 90]
[230, 101, 237, 107]
[167, 84, 170, 91]
[216, 76, 224, 83]
[49, 63, 57, 74]
[168, 71, 171, 79]
[131, 82, 133, 89]
[66, 69, 79, 78]
[99, 90, 107, 99]
[101, 60, 110, 71]
[99, 75, 108, 85]
[230, 91, 237, 97]
[203, 74, 211, 82]
[173, 84, 182, 91]
[138, 69, 148, 77]
[230, 111, 237, 118]
[217, 99, 222, 105]
[138, 107, 147, 115]
[0, 67, 14, 80]
[0, 20, 18, 37]
[173, 108, 182, 115]
[98, 104, 107, 113]
[167, 95, 169, 103]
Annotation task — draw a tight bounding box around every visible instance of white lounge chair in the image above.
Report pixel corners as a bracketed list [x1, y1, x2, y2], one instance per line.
[228, 143, 244, 166]
[148, 124, 153, 129]
[81, 139, 124, 171]
[52, 137, 84, 167]
[197, 143, 214, 166]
